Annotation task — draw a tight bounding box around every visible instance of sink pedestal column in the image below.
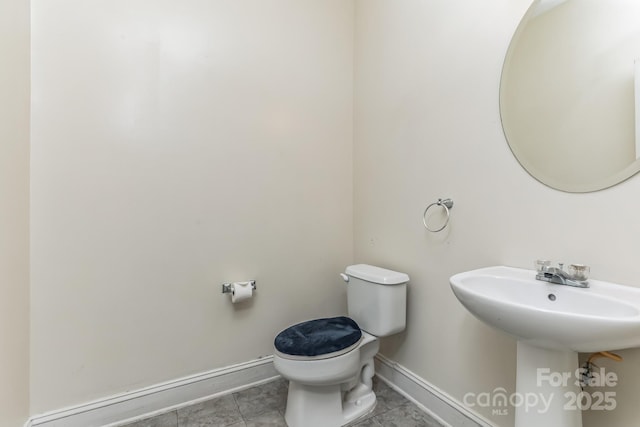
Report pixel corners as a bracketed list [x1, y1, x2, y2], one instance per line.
[515, 342, 582, 427]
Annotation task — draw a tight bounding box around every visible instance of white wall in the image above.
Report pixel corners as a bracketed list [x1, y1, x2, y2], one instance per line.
[0, 0, 31, 425]
[30, 0, 353, 414]
[354, 1, 640, 426]
[27, 1, 640, 425]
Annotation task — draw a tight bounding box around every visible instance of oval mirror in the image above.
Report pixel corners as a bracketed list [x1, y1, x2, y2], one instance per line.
[500, 0, 640, 192]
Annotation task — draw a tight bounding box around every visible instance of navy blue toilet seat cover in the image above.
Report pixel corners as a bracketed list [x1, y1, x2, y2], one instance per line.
[274, 316, 362, 357]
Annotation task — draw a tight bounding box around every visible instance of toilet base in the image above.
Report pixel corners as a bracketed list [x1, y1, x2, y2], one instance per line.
[284, 381, 376, 427]
[276, 333, 380, 427]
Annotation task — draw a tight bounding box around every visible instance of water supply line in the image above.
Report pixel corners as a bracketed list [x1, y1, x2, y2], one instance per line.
[579, 351, 623, 389]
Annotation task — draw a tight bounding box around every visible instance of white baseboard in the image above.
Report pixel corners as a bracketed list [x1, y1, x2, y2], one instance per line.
[374, 354, 497, 427]
[27, 356, 278, 427]
[26, 353, 495, 427]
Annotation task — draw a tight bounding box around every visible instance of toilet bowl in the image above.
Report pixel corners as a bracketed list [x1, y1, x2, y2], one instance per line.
[273, 264, 409, 427]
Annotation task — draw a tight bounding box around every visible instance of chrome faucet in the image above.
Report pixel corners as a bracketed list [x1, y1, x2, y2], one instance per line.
[535, 261, 590, 288]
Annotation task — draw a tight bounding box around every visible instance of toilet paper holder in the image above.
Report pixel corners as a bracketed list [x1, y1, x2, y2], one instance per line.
[221, 280, 257, 294]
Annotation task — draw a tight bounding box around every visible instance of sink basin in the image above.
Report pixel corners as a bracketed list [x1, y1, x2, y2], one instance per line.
[450, 265, 640, 427]
[450, 265, 640, 352]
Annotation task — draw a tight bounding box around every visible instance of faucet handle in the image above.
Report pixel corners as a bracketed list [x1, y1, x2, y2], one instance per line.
[535, 259, 551, 272]
[568, 264, 590, 281]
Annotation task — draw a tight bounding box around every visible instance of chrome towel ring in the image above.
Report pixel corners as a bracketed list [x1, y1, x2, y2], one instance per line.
[422, 198, 454, 233]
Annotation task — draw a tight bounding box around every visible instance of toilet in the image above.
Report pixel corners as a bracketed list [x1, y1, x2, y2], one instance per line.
[273, 264, 408, 427]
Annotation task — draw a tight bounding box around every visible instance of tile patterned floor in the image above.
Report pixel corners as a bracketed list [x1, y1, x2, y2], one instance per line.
[120, 377, 444, 427]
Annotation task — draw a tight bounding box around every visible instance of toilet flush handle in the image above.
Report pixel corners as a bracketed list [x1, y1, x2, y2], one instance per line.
[340, 273, 349, 282]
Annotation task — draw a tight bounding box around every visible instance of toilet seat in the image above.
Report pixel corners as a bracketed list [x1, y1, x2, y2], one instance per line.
[274, 337, 363, 361]
[274, 316, 362, 360]
[273, 332, 376, 386]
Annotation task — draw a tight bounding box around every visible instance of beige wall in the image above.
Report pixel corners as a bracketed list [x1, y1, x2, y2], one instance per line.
[355, 1, 640, 426]
[30, 0, 353, 413]
[26, 1, 640, 426]
[0, 0, 31, 425]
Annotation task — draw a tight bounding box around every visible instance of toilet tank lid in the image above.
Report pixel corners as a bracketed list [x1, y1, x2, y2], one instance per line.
[345, 264, 409, 285]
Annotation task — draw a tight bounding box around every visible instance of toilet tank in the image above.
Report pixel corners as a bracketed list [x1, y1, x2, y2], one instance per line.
[345, 264, 408, 337]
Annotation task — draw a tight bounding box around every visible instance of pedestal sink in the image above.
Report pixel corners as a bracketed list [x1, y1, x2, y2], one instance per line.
[450, 266, 640, 427]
